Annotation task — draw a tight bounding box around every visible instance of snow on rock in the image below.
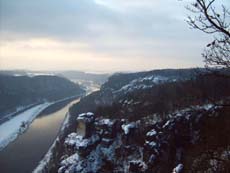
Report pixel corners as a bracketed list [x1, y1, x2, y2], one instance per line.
[77, 112, 95, 123]
[58, 102, 225, 173]
[146, 129, 157, 137]
[163, 120, 174, 129]
[0, 102, 50, 151]
[78, 112, 94, 118]
[146, 141, 157, 148]
[58, 153, 80, 173]
[122, 122, 136, 135]
[60, 153, 80, 167]
[199, 103, 214, 111]
[60, 135, 120, 173]
[114, 75, 176, 94]
[97, 118, 114, 127]
[172, 164, 184, 173]
[64, 132, 99, 150]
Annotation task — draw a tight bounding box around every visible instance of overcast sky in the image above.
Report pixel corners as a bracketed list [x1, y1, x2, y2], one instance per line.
[0, 0, 217, 72]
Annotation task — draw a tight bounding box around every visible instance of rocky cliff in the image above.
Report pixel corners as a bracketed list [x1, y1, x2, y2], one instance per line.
[55, 68, 230, 173]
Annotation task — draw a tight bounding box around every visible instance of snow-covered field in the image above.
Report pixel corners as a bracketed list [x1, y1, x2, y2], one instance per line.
[0, 103, 51, 151]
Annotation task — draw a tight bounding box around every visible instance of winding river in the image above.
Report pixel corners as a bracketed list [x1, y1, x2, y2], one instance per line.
[0, 98, 81, 173]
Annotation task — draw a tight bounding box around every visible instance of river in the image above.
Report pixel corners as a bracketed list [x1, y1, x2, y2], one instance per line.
[0, 98, 81, 173]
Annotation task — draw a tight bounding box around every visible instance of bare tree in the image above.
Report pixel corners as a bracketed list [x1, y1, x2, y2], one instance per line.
[186, 0, 230, 69]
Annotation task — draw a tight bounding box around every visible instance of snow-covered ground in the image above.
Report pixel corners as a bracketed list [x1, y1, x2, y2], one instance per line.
[0, 95, 82, 151]
[0, 102, 40, 125]
[113, 75, 179, 94]
[0, 103, 51, 151]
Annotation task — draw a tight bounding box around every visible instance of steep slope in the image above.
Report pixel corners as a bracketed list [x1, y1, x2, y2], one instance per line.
[69, 68, 230, 119]
[60, 105, 230, 173]
[45, 68, 230, 173]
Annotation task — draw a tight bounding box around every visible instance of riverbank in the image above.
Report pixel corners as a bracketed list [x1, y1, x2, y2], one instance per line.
[0, 95, 83, 151]
[0, 97, 83, 173]
[33, 112, 71, 173]
[0, 103, 51, 151]
[32, 86, 99, 172]
[0, 102, 42, 125]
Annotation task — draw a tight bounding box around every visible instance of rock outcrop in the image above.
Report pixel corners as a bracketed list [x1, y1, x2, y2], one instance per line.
[58, 104, 230, 173]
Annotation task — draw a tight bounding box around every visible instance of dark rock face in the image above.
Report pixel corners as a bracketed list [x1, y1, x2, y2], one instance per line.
[58, 104, 230, 173]
[76, 112, 95, 138]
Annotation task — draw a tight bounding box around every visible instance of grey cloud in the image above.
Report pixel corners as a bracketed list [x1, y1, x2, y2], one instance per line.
[0, 0, 128, 40]
[0, 0, 212, 67]
[0, 0, 200, 41]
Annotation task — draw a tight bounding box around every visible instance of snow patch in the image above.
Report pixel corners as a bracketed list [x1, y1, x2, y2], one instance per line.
[114, 75, 175, 94]
[65, 132, 99, 149]
[172, 163, 183, 173]
[0, 103, 51, 151]
[77, 112, 95, 123]
[146, 129, 157, 137]
[121, 122, 136, 135]
[98, 118, 114, 127]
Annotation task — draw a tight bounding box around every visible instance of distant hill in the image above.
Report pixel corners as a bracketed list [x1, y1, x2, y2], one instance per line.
[0, 74, 85, 118]
[0, 70, 110, 85]
[70, 68, 222, 117]
[56, 71, 110, 85]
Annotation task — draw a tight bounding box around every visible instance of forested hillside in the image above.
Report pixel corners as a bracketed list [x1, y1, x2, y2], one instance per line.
[69, 68, 230, 118]
[0, 74, 85, 117]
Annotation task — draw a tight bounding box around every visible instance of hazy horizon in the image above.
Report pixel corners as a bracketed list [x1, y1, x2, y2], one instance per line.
[0, 66, 206, 75]
[1, 0, 220, 72]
